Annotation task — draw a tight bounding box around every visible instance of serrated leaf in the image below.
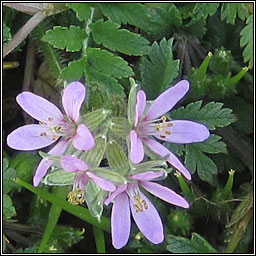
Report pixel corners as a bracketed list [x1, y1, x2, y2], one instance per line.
[99, 3, 152, 32]
[87, 48, 134, 78]
[3, 22, 11, 43]
[221, 3, 249, 24]
[85, 63, 125, 95]
[169, 101, 236, 130]
[106, 140, 129, 175]
[42, 170, 75, 186]
[90, 19, 150, 56]
[42, 25, 87, 52]
[66, 3, 91, 21]
[60, 57, 86, 82]
[183, 18, 207, 38]
[140, 38, 179, 99]
[185, 144, 218, 186]
[3, 194, 16, 219]
[240, 15, 253, 67]
[167, 233, 217, 253]
[190, 134, 227, 154]
[193, 3, 219, 19]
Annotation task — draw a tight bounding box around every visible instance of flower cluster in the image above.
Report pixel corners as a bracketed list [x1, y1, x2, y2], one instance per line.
[7, 80, 210, 249]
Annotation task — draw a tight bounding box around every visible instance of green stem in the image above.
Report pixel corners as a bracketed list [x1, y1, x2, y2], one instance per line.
[15, 179, 110, 232]
[38, 187, 68, 253]
[93, 225, 106, 253]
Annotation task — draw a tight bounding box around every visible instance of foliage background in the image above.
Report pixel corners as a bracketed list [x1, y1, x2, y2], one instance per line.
[2, 2, 254, 254]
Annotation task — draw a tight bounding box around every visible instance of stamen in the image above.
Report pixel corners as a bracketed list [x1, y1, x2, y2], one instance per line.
[160, 135, 166, 139]
[154, 124, 163, 131]
[165, 131, 171, 135]
[132, 195, 148, 213]
[51, 135, 58, 140]
[40, 132, 47, 137]
[161, 116, 167, 122]
[67, 189, 85, 205]
[167, 123, 173, 127]
[48, 117, 54, 122]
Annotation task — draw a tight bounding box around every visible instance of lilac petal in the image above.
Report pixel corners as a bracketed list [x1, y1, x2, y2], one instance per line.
[111, 192, 131, 249]
[87, 172, 116, 192]
[155, 120, 210, 143]
[130, 170, 164, 181]
[72, 124, 94, 151]
[145, 80, 190, 120]
[7, 124, 57, 150]
[33, 139, 69, 186]
[74, 173, 89, 188]
[144, 138, 191, 180]
[105, 184, 127, 206]
[17, 92, 63, 123]
[129, 130, 144, 164]
[141, 181, 189, 208]
[134, 90, 146, 126]
[129, 189, 164, 244]
[62, 81, 86, 122]
[61, 156, 88, 172]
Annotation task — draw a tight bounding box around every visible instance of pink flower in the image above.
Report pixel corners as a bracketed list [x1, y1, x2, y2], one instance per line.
[129, 80, 210, 180]
[105, 170, 189, 249]
[61, 156, 116, 195]
[7, 81, 95, 186]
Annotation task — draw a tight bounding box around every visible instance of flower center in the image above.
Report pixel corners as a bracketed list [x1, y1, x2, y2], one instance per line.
[132, 194, 148, 213]
[136, 115, 173, 139]
[67, 188, 85, 205]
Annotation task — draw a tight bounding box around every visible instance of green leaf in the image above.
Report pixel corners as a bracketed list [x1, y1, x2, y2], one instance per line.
[167, 233, 218, 253]
[85, 63, 125, 95]
[87, 48, 134, 78]
[183, 18, 207, 38]
[106, 140, 129, 175]
[169, 101, 236, 130]
[185, 144, 218, 186]
[3, 194, 16, 219]
[240, 15, 253, 67]
[60, 57, 86, 82]
[42, 170, 75, 186]
[42, 25, 87, 52]
[3, 22, 11, 44]
[99, 3, 152, 32]
[90, 19, 150, 56]
[66, 3, 91, 21]
[221, 3, 249, 24]
[3, 158, 18, 194]
[193, 3, 219, 19]
[140, 38, 179, 99]
[10, 152, 38, 183]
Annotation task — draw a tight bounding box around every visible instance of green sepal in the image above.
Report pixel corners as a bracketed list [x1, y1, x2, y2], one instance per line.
[193, 52, 212, 80]
[106, 140, 129, 175]
[92, 167, 127, 185]
[82, 136, 107, 168]
[127, 77, 140, 125]
[42, 170, 75, 186]
[80, 108, 111, 131]
[109, 117, 132, 137]
[84, 180, 106, 220]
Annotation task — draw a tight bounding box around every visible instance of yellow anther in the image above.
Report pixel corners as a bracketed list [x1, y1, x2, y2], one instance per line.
[154, 124, 163, 131]
[165, 131, 171, 135]
[51, 135, 58, 140]
[48, 117, 54, 122]
[133, 195, 148, 213]
[40, 132, 47, 137]
[167, 122, 173, 127]
[161, 116, 167, 122]
[67, 189, 85, 205]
